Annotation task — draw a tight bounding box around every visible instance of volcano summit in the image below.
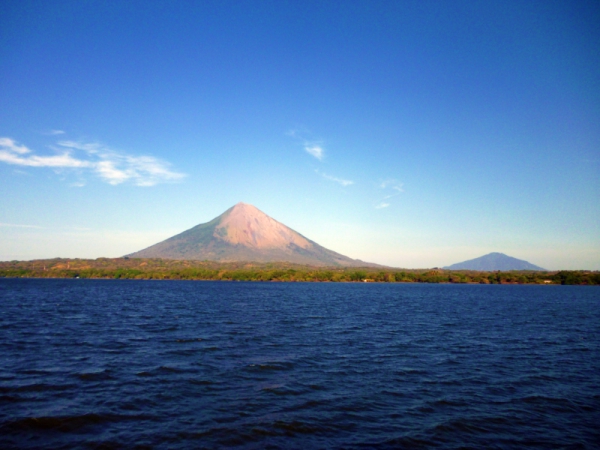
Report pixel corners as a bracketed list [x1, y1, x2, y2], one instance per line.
[127, 202, 376, 267]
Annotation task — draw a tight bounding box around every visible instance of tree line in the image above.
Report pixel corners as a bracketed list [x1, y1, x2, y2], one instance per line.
[0, 258, 598, 285]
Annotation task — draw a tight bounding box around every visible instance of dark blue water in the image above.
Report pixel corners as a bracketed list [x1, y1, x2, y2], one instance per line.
[1, 279, 599, 449]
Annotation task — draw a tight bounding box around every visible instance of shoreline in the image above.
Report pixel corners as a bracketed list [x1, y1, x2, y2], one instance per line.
[1, 258, 597, 285]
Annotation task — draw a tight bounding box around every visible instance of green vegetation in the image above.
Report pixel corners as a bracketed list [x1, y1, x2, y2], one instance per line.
[0, 258, 598, 285]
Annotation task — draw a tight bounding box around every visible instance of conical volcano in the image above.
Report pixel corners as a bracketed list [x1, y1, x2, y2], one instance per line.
[444, 252, 546, 271]
[127, 202, 377, 267]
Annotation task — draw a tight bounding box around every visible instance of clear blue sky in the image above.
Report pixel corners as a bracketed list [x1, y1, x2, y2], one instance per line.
[1, 0, 598, 269]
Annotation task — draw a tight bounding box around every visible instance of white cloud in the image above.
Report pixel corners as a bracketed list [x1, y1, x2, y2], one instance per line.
[94, 160, 130, 185]
[0, 137, 31, 155]
[0, 138, 89, 168]
[58, 140, 100, 154]
[286, 126, 311, 140]
[286, 127, 327, 161]
[0, 223, 43, 229]
[316, 170, 354, 186]
[40, 129, 66, 136]
[305, 144, 324, 161]
[0, 137, 186, 187]
[375, 178, 404, 208]
[379, 179, 404, 194]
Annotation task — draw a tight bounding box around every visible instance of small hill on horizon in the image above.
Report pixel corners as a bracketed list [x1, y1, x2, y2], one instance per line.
[444, 252, 546, 271]
[126, 202, 379, 267]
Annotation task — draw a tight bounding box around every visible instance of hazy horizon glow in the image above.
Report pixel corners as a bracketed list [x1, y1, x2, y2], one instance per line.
[1, 1, 598, 269]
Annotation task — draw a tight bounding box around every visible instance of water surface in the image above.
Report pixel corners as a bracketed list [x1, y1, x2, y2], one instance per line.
[1, 279, 598, 448]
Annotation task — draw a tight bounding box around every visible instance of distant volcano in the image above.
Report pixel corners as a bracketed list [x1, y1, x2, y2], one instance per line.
[127, 202, 377, 267]
[444, 252, 546, 271]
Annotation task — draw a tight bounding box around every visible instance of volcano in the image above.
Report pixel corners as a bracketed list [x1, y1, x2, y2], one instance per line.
[126, 202, 377, 267]
[444, 252, 546, 271]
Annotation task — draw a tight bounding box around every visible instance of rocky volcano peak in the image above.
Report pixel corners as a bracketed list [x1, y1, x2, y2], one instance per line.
[126, 202, 378, 267]
[216, 202, 311, 250]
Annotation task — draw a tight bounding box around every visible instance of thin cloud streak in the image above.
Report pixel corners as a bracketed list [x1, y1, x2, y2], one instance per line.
[305, 144, 324, 161]
[375, 178, 404, 208]
[0, 138, 33, 155]
[380, 179, 404, 193]
[316, 170, 354, 186]
[287, 128, 326, 161]
[0, 138, 89, 168]
[0, 137, 186, 186]
[0, 223, 43, 229]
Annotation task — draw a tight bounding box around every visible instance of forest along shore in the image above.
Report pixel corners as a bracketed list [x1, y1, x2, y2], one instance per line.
[0, 258, 598, 285]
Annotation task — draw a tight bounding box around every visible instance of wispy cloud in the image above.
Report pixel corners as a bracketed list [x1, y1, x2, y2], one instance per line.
[316, 170, 354, 186]
[375, 179, 404, 208]
[41, 129, 66, 136]
[0, 137, 186, 187]
[379, 179, 404, 194]
[285, 128, 301, 139]
[287, 128, 326, 161]
[0, 222, 43, 229]
[0, 138, 89, 168]
[305, 144, 324, 161]
[0, 138, 33, 155]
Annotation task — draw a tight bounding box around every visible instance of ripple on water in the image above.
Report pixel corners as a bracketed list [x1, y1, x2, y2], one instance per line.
[0, 280, 599, 449]
[4, 412, 154, 433]
[74, 370, 113, 381]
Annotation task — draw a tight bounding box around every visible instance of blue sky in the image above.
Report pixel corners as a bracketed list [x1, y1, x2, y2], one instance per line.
[1, 0, 598, 269]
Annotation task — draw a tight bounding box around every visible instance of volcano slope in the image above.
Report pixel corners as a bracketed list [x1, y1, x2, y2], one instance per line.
[127, 202, 378, 267]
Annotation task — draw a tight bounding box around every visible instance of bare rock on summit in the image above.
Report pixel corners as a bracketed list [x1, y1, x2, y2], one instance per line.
[127, 202, 378, 267]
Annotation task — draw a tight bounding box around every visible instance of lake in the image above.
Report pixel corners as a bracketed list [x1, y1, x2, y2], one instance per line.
[1, 279, 599, 449]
